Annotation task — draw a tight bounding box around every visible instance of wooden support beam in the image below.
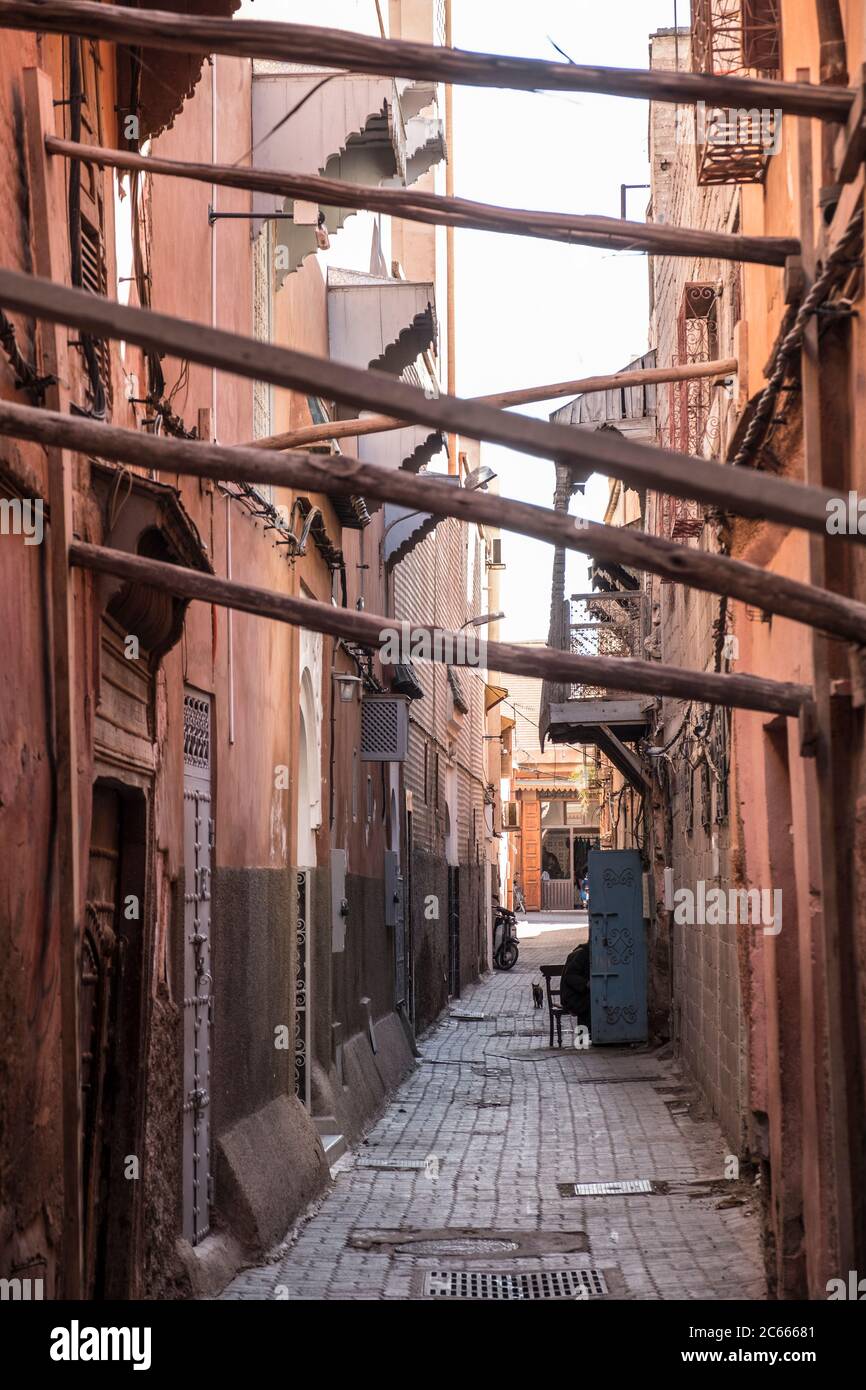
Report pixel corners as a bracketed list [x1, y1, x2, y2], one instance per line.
[597, 724, 653, 792]
[69, 541, 812, 717]
[45, 137, 799, 268]
[833, 61, 866, 183]
[0, 0, 853, 119]
[21, 67, 83, 1300]
[3, 400, 866, 645]
[0, 266, 859, 542]
[796, 87, 855, 1276]
[244, 358, 740, 452]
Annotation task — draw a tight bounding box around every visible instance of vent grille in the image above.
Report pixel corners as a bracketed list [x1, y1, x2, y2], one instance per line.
[423, 1269, 607, 1300]
[183, 694, 211, 769]
[356, 1157, 431, 1172]
[571, 1179, 652, 1196]
[360, 695, 408, 762]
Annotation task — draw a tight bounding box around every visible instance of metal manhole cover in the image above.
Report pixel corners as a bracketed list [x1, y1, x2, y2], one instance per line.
[356, 1157, 433, 1172]
[422, 1269, 608, 1300]
[563, 1179, 652, 1196]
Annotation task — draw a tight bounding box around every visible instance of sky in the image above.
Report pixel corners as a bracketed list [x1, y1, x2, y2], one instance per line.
[449, 1, 675, 640]
[242, 0, 677, 639]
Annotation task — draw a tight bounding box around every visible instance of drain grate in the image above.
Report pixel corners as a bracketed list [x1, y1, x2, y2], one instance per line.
[356, 1157, 432, 1172]
[449, 1010, 487, 1021]
[567, 1179, 652, 1196]
[423, 1268, 607, 1300]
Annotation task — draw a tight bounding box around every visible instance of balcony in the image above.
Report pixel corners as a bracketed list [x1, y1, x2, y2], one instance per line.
[691, 0, 781, 186]
[539, 590, 653, 791]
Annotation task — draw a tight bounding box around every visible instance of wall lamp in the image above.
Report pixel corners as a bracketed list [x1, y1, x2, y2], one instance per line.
[332, 671, 363, 703]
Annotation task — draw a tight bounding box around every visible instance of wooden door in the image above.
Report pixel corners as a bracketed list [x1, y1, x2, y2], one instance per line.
[521, 798, 541, 911]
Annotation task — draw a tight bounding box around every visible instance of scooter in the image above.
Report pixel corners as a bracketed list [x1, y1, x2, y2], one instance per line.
[493, 905, 519, 971]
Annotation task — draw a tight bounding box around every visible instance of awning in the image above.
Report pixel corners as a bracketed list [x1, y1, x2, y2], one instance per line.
[119, 1, 241, 142]
[550, 349, 657, 447]
[516, 780, 603, 797]
[329, 269, 442, 494]
[251, 66, 407, 281]
[485, 683, 509, 713]
[383, 474, 460, 568]
[327, 269, 437, 379]
[404, 115, 448, 183]
[448, 667, 470, 715]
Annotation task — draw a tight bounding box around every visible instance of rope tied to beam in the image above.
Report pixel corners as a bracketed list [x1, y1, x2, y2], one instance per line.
[732, 205, 864, 469]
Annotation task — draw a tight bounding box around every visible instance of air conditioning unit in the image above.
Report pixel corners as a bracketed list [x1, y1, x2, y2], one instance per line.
[502, 800, 520, 829]
[360, 694, 409, 762]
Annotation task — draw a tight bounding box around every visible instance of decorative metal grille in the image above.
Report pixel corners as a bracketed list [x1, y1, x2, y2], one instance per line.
[691, 1, 781, 184]
[252, 226, 273, 454]
[567, 591, 646, 700]
[666, 285, 719, 538]
[422, 1269, 608, 1300]
[360, 695, 408, 761]
[182, 691, 213, 1247]
[183, 694, 211, 769]
[295, 870, 310, 1108]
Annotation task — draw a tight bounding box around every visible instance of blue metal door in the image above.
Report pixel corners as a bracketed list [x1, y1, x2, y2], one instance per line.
[587, 848, 647, 1044]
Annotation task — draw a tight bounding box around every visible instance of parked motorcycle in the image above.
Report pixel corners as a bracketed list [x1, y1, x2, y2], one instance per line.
[493, 905, 520, 971]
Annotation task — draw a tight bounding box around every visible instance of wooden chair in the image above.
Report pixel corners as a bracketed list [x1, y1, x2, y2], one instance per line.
[540, 963, 568, 1048]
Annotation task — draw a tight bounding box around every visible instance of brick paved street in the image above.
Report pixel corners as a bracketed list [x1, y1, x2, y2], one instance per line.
[221, 921, 766, 1301]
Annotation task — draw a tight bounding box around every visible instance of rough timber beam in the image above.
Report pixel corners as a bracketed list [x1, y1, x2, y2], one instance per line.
[0, 267, 859, 543]
[3, 399, 866, 646]
[45, 137, 799, 268]
[70, 542, 812, 717]
[0, 0, 853, 120]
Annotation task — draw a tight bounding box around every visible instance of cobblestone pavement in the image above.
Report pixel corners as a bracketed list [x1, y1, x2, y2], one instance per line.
[221, 921, 766, 1301]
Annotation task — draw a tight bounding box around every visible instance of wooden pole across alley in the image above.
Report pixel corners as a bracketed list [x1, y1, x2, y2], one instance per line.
[4, 398, 866, 646]
[44, 137, 800, 267]
[245, 358, 740, 452]
[0, 266, 858, 542]
[0, 0, 854, 120]
[70, 541, 813, 717]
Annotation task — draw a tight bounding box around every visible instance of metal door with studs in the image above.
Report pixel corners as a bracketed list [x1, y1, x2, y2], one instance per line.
[182, 691, 214, 1245]
[587, 848, 647, 1045]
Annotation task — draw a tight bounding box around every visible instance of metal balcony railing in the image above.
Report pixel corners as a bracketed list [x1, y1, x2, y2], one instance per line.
[690, 0, 782, 186]
[566, 592, 648, 699]
[540, 588, 648, 744]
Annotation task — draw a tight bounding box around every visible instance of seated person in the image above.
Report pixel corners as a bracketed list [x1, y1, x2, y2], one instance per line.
[559, 942, 591, 1029]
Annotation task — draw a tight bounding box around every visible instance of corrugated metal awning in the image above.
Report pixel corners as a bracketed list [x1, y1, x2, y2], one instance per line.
[550, 349, 657, 447]
[251, 67, 407, 279]
[328, 269, 437, 378]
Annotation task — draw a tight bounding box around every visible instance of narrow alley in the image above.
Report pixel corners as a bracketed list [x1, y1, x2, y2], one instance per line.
[222, 918, 765, 1302]
[4, 0, 866, 1359]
